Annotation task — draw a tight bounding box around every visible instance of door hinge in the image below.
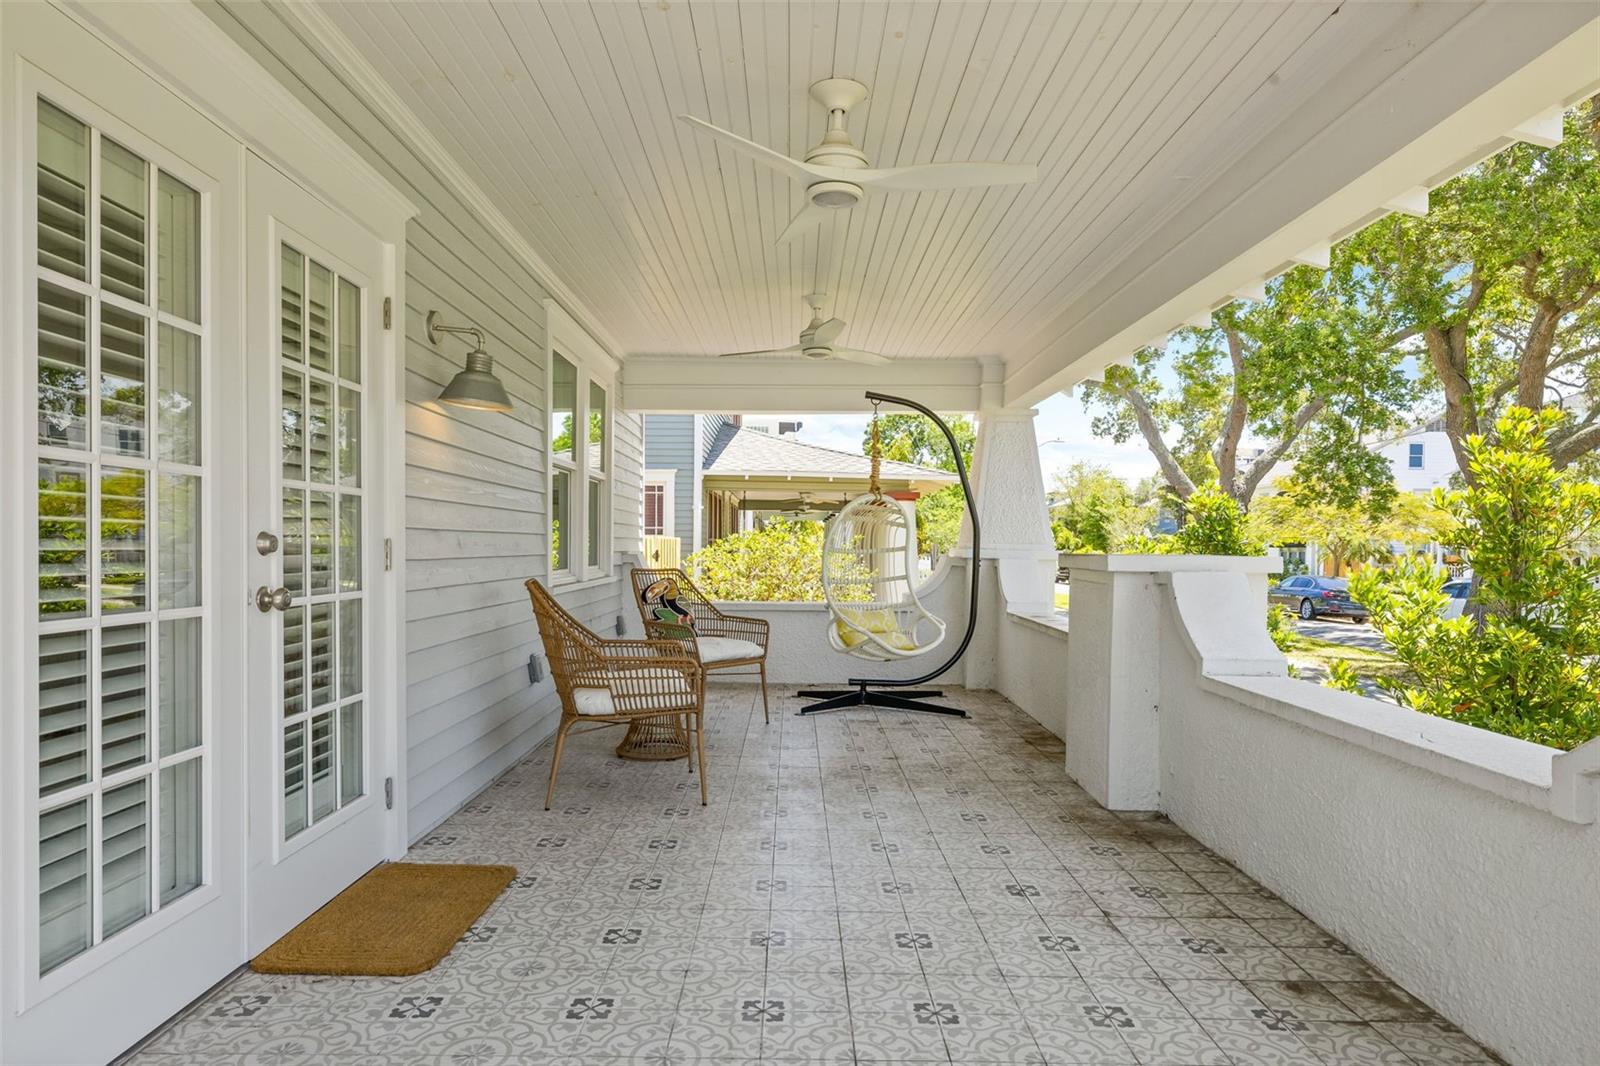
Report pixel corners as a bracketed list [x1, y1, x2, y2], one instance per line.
[382, 296, 393, 330]
[384, 538, 393, 571]
[384, 777, 394, 810]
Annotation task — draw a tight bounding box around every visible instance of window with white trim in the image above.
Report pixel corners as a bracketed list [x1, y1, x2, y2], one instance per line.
[545, 309, 614, 582]
[1408, 442, 1424, 469]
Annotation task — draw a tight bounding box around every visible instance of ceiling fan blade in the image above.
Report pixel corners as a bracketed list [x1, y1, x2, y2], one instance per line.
[832, 346, 891, 366]
[856, 161, 1038, 193]
[776, 200, 838, 244]
[717, 345, 801, 359]
[678, 115, 821, 184]
[812, 317, 846, 346]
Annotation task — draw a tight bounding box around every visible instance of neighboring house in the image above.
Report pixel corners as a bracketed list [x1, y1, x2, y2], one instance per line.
[1368, 416, 1457, 494]
[643, 414, 956, 555]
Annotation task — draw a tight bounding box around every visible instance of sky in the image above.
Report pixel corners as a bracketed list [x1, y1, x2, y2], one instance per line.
[782, 385, 1165, 488]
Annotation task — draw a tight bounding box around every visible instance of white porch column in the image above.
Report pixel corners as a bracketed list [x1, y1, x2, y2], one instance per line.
[959, 406, 1057, 616]
[1062, 553, 1282, 810]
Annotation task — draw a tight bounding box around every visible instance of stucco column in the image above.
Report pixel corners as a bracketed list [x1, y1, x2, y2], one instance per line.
[958, 407, 1057, 615]
[1062, 553, 1282, 810]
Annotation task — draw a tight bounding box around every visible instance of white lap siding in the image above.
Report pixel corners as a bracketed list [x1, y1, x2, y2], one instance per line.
[205, 1, 643, 839]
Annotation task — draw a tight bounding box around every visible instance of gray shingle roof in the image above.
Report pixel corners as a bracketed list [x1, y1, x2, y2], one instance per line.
[702, 425, 957, 485]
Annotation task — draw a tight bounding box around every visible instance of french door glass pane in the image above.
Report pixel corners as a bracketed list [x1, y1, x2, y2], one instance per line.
[551, 353, 576, 461]
[99, 305, 148, 457]
[38, 282, 89, 449]
[308, 379, 333, 483]
[159, 758, 202, 905]
[339, 702, 363, 805]
[551, 469, 570, 573]
[159, 617, 202, 756]
[281, 370, 304, 481]
[159, 473, 201, 610]
[308, 262, 333, 373]
[39, 800, 91, 974]
[157, 323, 201, 464]
[282, 605, 305, 718]
[101, 778, 150, 938]
[338, 386, 360, 485]
[283, 722, 307, 839]
[339, 494, 361, 592]
[39, 631, 90, 797]
[282, 489, 305, 595]
[100, 625, 149, 775]
[310, 712, 336, 823]
[309, 492, 334, 594]
[337, 278, 361, 382]
[38, 459, 90, 619]
[100, 466, 147, 614]
[587, 477, 602, 569]
[340, 600, 362, 698]
[280, 245, 303, 363]
[37, 100, 89, 279]
[99, 138, 148, 303]
[310, 603, 334, 709]
[157, 172, 201, 323]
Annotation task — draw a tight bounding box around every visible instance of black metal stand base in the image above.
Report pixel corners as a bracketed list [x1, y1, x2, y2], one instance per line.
[795, 685, 969, 717]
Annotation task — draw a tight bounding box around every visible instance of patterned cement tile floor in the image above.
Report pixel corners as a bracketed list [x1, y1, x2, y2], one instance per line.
[126, 684, 1496, 1066]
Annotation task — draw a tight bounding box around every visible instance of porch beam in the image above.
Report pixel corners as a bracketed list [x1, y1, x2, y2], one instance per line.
[1001, 6, 1600, 408]
[620, 356, 987, 414]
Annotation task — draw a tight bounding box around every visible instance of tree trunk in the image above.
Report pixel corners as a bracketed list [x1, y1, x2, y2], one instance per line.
[1424, 323, 1481, 484]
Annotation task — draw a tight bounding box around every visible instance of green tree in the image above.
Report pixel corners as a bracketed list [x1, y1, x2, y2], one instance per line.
[1049, 461, 1156, 552]
[1082, 263, 1417, 509]
[1341, 408, 1600, 749]
[1340, 97, 1600, 479]
[685, 519, 833, 602]
[862, 412, 975, 558]
[1166, 485, 1264, 556]
[1250, 479, 1448, 575]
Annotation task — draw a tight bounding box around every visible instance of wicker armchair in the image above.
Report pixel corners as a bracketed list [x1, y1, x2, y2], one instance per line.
[526, 579, 707, 809]
[630, 567, 772, 722]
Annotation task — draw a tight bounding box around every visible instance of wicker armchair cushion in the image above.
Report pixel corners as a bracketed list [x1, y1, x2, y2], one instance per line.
[572, 668, 695, 716]
[695, 636, 763, 663]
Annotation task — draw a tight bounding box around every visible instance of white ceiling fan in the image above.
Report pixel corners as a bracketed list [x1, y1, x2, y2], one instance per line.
[682, 77, 1037, 244]
[717, 293, 889, 365]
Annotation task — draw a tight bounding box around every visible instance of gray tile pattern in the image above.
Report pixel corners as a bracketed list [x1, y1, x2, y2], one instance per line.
[125, 685, 1496, 1066]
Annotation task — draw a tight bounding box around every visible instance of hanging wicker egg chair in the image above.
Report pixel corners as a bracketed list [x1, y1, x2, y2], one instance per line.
[821, 409, 947, 661]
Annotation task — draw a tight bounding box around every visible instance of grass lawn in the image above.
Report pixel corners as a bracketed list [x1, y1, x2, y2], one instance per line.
[1054, 590, 1069, 610]
[1287, 634, 1417, 688]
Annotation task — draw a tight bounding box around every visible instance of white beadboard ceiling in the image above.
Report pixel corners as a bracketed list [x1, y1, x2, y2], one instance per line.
[314, 0, 1468, 365]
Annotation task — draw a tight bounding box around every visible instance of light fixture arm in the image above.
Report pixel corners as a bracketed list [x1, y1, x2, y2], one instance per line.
[426, 311, 484, 353]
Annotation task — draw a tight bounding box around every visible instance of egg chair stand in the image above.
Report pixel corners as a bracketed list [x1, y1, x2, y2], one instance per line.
[797, 391, 980, 717]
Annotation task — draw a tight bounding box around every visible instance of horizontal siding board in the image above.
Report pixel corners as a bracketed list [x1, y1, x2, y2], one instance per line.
[206, 0, 642, 843]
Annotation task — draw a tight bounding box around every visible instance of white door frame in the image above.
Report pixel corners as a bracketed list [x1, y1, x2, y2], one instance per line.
[64, 0, 417, 857]
[0, 3, 414, 1062]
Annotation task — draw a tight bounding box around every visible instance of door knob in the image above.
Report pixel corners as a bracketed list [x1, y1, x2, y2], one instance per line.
[255, 586, 293, 613]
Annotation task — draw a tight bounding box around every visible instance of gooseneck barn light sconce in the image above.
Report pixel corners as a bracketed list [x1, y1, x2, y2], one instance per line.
[428, 311, 513, 412]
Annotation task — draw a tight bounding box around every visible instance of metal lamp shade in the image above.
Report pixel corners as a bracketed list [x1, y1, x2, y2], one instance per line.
[438, 349, 513, 412]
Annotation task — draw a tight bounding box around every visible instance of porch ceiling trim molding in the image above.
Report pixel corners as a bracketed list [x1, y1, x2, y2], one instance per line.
[277, 0, 626, 363]
[1004, 6, 1600, 407]
[621, 356, 988, 414]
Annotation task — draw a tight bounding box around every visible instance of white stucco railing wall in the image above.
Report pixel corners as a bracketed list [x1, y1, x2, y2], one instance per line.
[1145, 563, 1600, 1065]
[713, 558, 973, 685]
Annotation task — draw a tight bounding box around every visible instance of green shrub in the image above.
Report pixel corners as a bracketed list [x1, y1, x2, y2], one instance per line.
[685, 519, 830, 601]
[1347, 407, 1600, 749]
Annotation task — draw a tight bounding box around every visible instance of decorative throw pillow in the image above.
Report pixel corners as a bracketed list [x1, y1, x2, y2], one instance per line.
[640, 577, 695, 631]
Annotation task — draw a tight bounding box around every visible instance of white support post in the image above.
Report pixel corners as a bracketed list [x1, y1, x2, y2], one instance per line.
[958, 407, 1058, 616]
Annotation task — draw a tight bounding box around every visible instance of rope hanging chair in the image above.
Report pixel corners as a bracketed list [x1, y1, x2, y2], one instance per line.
[801, 391, 981, 716]
[822, 407, 947, 661]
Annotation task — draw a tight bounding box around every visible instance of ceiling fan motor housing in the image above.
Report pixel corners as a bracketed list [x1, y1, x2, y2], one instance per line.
[807, 179, 863, 208]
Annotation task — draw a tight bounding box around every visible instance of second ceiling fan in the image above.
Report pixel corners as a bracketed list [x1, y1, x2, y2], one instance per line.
[682, 77, 1037, 244]
[718, 293, 888, 365]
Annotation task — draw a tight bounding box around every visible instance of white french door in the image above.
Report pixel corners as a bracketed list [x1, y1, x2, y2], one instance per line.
[3, 7, 246, 1064]
[244, 155, 393, 951]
